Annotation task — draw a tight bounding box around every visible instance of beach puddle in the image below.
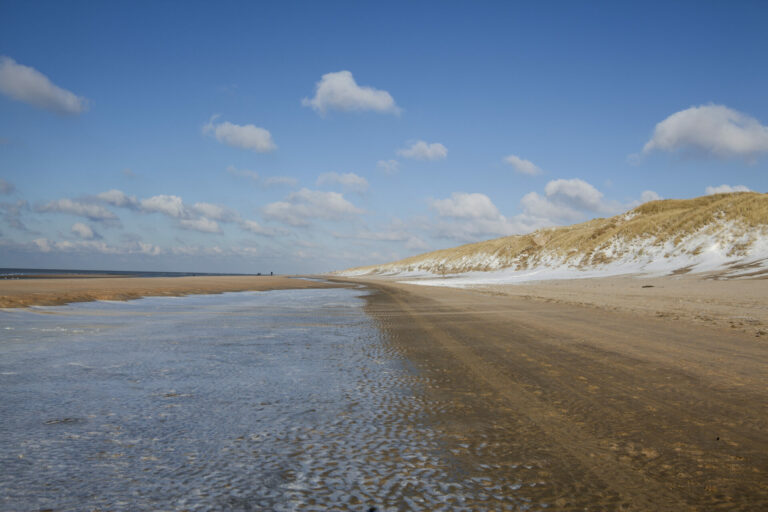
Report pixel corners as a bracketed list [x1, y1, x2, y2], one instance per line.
[0, 288, 536, 511]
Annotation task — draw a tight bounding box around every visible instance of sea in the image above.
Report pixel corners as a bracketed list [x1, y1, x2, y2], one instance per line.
[0, 267, 252, 279]
[0, 286, 534, 511]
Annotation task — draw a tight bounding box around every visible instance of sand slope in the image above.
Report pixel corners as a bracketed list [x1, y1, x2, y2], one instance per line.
[340, 192, 768, 282]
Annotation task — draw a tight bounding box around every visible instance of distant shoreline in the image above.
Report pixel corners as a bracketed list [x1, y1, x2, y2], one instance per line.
[0, 275, 339, 308]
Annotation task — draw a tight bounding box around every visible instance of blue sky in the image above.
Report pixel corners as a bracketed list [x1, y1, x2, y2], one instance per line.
[1, 0, 767, 273]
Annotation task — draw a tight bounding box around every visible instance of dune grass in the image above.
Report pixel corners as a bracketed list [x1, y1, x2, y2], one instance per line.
[344, 192, 768, 275]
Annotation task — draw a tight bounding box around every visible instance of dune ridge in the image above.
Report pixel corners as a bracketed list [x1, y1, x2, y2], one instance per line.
[340, 192, 768, 281]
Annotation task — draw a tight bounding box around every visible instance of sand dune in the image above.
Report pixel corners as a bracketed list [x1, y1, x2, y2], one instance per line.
[340, 192, 768, 283]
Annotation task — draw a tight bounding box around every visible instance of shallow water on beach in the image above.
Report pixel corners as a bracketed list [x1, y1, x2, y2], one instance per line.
[0, 288, 539, 511]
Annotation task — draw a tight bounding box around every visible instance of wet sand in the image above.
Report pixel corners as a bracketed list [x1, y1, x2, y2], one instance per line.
[337, 276, 768, 510]
[0, 275, 338, 308]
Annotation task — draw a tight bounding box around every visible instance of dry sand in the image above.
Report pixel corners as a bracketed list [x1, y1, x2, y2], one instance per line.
[0, 275, 338, 308]
[332, 273, 768, 509]
[464, 272, 767, 338]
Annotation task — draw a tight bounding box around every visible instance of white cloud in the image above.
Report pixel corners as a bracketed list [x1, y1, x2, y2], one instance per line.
[504, 154, 543, 176]
[263, 188, 363, 226]
[642, 104, 768, 159]
[226, 165, 259, 181]
[203, 116, 276, 152]
[140, 195, 188, 218]
[302, 70, 399, 115]
[97, 189, 139, 209]
[544, 178, 606, 212]
[0, 178, 14, 194]
[38, 199, 117, 221]
[397, 140, 447, 161]
[227, 165, 297, 187]
[71, 222, 98, 240]
[377, 159, 399, 174]
[316, 172, 369, 192]
[519, 191, 581, 223]
[0, 56, 88, 115]
[640, 190, 662, 203]
[430, 192, 502, 220]
[705, 184, 751, 195]
[192, 202, 235, 222]
[519, 178, 622, 224]
[239, 219, 273, 235]
[29, 238, 162, 256]
[263, 176, 298, 187]
[179, 217, 221, 233]
[428, 192, 533, 242]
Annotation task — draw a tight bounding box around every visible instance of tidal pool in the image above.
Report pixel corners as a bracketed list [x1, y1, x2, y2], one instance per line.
[0, 288, 532, 511]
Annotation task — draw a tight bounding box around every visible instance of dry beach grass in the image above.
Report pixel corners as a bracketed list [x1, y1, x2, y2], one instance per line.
[344, 192, 768, 275]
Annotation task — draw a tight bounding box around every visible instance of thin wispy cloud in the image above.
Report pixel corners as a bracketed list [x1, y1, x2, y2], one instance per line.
[0, 56, 88, 115]
[38, 198, 117, 221]
[227, 165, 298, 188]
[0, 178, 14, 195]
[302, 71, 400, 115]
[377, 159, 399, 174]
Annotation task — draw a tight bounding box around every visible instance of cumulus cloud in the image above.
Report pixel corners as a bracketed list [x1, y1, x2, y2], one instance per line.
[398, 140, 447, 161]
[139, 195, 188, 218]
[642, 104, 768, 159]
[239, 219, 273, 235]
[192, 202, 236, 222]
[71, 222, 98, 240]
[640, 190, 662, 203]
[97, 189, 139, 209]
[430, 192, 502, 220]
[203, 116, 276, 152]
[263, 188, 363, 226]
[38, 198, 117, 221]
[705, 184, 752, 195]
[377, 159, 399, 174]
[504, 154, 543, 176]
[0, 178, 14, 195]
[428, 192, 530, 242]
[544, 178, 606, 212]
[519, 178, 620, 224]
[0, 56, 88, 115]
[302, 70, 399, 115]
[179, 217, 221, 233]
[316, 172, 369, 192]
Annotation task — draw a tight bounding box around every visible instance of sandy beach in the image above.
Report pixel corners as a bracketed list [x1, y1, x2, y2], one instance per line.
[3, 271, 766, 507]
[333, 274, 768, 509]
[0, 275, 338, 308]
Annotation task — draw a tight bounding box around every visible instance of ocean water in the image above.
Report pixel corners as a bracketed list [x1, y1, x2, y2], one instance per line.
[0, 288, 531, 511]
